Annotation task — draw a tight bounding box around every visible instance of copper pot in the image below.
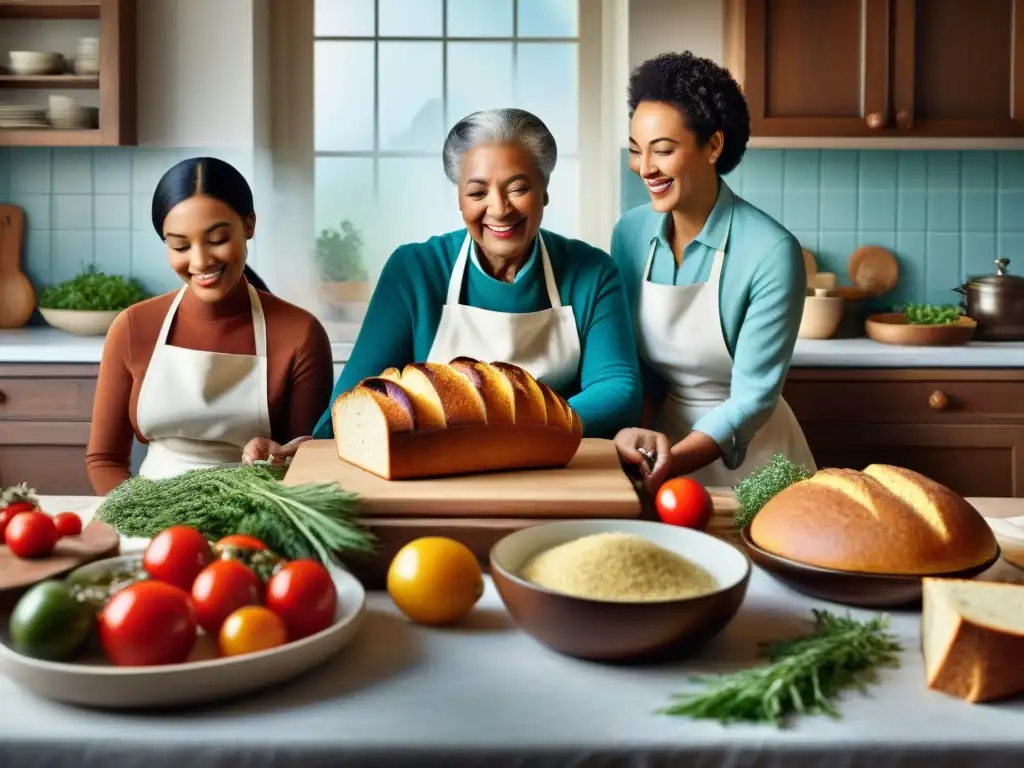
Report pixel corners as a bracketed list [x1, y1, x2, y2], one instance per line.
[953, 258, 1024, 341]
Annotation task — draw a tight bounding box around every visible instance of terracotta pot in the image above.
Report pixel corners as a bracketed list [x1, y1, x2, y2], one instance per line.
[319, 280, 370, 305]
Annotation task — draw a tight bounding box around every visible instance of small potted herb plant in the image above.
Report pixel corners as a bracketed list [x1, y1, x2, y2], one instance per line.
[314, 220, 370, 311]
[38, 265, 149, 336]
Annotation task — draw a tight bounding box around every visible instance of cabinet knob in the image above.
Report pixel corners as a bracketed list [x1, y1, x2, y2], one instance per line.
[0, 390, 6, 405]
[866, 112, 885, 129]
[896, 109, 912, 130]
[928, 390, 949, 411]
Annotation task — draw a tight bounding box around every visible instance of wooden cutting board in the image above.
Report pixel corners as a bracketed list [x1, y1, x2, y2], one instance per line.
[0, 519, 120, 593]
[283, 438, 642, 518]
[0, 203, 36, 329]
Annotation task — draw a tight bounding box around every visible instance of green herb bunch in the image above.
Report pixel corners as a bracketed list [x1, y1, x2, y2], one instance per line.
[97, 465, 375, 564]
[38, 265, 149, 311]
[733, 453, 812, 529]
[901, 303, 962, 326]
[660, 610, 903, 727]
[314, 219, 369, 282]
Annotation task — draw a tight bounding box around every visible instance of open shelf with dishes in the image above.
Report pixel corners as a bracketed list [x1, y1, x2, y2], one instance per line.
[0, 0, 135, 147]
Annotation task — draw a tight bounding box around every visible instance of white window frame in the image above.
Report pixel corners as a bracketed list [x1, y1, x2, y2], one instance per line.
[265, 0, 628, 352]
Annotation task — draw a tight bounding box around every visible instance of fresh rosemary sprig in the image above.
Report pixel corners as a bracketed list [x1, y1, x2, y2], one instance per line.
[660, 610, 903, 728]
[732, 453, 812, 529]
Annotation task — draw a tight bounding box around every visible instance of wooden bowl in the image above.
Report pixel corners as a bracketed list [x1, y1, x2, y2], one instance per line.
[740, 527, 1001, 608]
[38, 308, 121, 336]
[865, 313, 976, 346]
[490, 519, 751, 662]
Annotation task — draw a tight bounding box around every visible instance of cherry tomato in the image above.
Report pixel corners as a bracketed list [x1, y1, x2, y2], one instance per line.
[2, 501, 36, 516]
[654, 477, 714, 531]
[4, 511, 58, 559]
[191, 559, 262, 634]
[53, 512, 83, 538]
[98, 581, 197, 666]
[0, 507, 23, 540]
[218, 605, 288, 657]
[215, 534, 267, 551]
[265, 560, 337, 640]
[143, 526, 214, 591]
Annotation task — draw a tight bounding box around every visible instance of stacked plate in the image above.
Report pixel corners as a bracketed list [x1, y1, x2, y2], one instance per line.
[0, 104, 48, 130]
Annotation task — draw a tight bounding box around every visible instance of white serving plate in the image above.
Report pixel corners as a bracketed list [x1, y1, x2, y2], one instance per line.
[0, 555, 366, 709]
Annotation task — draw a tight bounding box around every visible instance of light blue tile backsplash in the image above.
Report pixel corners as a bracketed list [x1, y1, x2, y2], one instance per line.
[0, 147, 255, 311]
[621, 149, 1024, 308]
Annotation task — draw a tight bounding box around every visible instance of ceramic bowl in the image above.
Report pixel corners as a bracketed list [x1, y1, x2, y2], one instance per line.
[490, 519, 751, 662]
[797, 290, 844, 339]
[39, 308, 121, 336]
[9, 51, 64, 76]
[740, 527, 1001, 608]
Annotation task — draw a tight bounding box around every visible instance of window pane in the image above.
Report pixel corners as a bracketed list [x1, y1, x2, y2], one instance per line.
[446, 0, 513, 37]
[542, 156, 578, 237]
[517, 0, 578, 38]
[315, 41, 375, 151]
[315, 0, 374, 36]
[446, 43, 514, 127]
[377, 157, 457, 256]
[315, 157, 376, 259]
[514, 43, 578, 153]
[379, 0, 442, 36]
[379, 42, 444, 151]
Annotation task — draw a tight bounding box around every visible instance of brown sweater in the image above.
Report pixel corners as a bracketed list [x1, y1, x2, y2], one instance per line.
[86, 278, 335, 495]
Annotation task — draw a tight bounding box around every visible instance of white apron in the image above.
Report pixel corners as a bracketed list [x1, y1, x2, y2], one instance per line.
[635, 234, 816, 487]
[135, 283, 272, 480]
[426, 232, 581, 392]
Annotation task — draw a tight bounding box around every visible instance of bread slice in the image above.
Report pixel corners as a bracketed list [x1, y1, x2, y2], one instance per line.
[449, 356, 515, 424]
[922, 578, 1024, 703]
[491, 362, 547, 426]
[399, 362, 486, 429]
[749, 466, 998, 575]
[332, 382, 416, 477]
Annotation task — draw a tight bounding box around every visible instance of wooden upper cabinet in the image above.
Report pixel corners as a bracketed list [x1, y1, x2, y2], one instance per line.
[725, 0, 1024, 139]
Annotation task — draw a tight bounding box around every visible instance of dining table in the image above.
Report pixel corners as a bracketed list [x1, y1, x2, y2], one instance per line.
[1, 495, 1024, 768]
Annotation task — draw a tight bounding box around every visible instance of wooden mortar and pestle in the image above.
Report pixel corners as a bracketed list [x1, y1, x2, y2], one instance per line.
[0, 204, 36, 329]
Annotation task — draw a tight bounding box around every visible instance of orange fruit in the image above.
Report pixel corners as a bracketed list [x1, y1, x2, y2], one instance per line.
[387, 537, 484, 626]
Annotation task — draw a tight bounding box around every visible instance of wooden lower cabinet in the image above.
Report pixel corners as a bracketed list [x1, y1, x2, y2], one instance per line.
[785, 369, 1024, 498]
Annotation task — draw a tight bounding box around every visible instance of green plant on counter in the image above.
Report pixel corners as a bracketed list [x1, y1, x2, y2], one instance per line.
[901, 303, 963, 326]
[38, 265, 149, 311]
[314, 219, 369, 282]
[733, 453, 812, 529]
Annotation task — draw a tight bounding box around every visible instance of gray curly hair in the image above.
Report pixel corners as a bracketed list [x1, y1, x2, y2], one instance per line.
[441, 108, 558, 187]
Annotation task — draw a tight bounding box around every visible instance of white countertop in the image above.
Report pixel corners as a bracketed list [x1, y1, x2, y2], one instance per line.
[1, 326, 1023, 368]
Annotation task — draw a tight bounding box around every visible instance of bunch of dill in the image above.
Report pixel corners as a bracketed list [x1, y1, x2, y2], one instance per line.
[732, 452, 813, 529]
[97, 465, 374, 563]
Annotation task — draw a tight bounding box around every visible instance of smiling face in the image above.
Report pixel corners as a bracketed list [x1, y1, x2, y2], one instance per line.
[628, 101, 723, 214]
[163, 194, 255, 302]
[457, 142, 546, 265]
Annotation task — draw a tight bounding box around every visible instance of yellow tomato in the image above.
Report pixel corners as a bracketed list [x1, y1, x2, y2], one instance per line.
[218, 605, 288, 657]
[387, 537, 484, 626]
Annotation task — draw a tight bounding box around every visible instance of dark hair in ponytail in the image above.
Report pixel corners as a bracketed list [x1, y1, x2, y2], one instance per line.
[151, 156, 271, 294]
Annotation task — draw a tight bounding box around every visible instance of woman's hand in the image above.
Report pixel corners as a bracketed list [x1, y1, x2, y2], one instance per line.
[241, 435, 312, 467]
[614, 428, 673, 493]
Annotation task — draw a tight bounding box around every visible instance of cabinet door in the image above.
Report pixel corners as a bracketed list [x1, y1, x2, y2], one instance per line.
[890, 0, 1024, 137]
[730, 0, 891, 137]
[802, 423, 1024, 498]
[0, 422, 92, 496]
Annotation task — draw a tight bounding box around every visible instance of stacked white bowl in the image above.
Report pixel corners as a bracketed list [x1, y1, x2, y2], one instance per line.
[9, 51, 64, 76]
[48, 95, 99, 130]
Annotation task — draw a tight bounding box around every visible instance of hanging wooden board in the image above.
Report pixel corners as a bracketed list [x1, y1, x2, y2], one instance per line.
[282, 438, 642, 519]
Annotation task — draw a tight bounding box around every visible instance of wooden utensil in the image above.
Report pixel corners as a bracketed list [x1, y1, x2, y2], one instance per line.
[0, 204, 36, 329]
[849, 245, 899, 296]
[865, 313, 976, 346]
[802, 248, 817, 282]
[283, 438, 641, 519]
[0, 519, 120, 593]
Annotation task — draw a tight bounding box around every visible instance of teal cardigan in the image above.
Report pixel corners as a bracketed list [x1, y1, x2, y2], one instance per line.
[313, 228, 643, 439]
[610, 181, 805, 453]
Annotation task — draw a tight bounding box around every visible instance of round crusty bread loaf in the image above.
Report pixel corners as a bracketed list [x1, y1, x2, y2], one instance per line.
[749, 464, 999, 575]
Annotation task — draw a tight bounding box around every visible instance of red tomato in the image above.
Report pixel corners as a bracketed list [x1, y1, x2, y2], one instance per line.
[265, 560, 337, 640]
[215, 534, 267, 551]
[143, 526, 214, 591]
[99, 581, 197, 666]
[191, 559, 262, 634]
[655, 477, 714, 531]
[53, 512, 83, 538]
[2, 501, 36, 516]
[0, 508, 23, 540]
[4, 511, 58, 558]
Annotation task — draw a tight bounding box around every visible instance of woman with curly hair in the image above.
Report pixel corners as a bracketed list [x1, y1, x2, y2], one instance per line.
[611, 51, 815, 492]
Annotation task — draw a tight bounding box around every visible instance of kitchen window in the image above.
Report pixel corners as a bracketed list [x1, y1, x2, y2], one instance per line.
[269, 0, 622, 346]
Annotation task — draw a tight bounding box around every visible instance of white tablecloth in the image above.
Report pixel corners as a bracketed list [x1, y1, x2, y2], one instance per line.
[1, 497, 1022, 767]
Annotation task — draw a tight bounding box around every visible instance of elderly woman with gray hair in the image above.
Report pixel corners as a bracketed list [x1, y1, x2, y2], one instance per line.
[293, 108, 641, 447]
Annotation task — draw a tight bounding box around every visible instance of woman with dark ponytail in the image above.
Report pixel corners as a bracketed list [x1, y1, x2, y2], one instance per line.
[85, 157, 334, 493]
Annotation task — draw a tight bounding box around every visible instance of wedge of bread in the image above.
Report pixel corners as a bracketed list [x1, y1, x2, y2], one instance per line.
[749, 464, 998, 574]
[332, 358, 582, 480]
[922, 578, 1024, 703]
